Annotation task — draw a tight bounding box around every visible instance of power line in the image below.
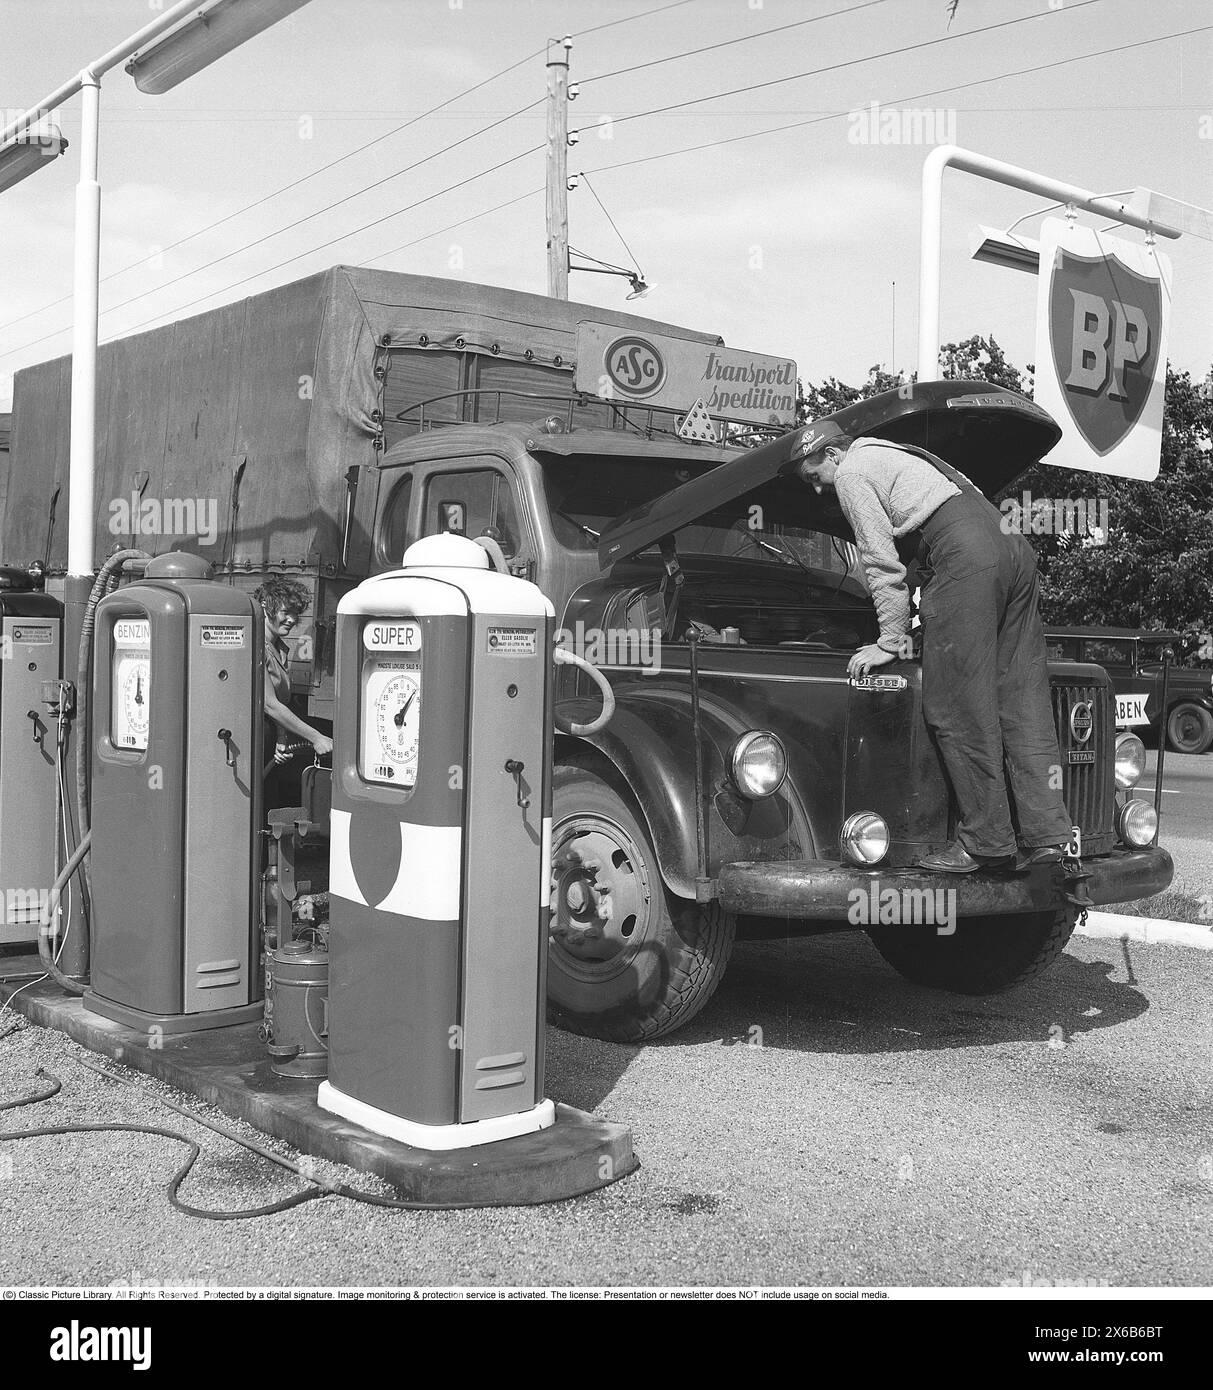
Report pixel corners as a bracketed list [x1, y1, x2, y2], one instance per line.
[359, 187, 546, 269]
[576, 0, 697, 39]
[572, 0, 1105, 134]
[581, 21, 1213, 179]
[104, 145, 546, 342]
[0, 0, 702, 352]
[0, 104, 545, 361]
[0, 48, 547, 339]
[581, 0, 891, 86]
[580, 173, 644, 277]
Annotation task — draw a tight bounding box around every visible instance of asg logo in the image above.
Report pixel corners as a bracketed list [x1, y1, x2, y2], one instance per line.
[1051, 248, 1160, 456]
[604, 335, 665, 398]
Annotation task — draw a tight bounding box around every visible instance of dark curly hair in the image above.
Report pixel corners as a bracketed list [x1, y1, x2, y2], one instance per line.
[254, 577, 311, 618]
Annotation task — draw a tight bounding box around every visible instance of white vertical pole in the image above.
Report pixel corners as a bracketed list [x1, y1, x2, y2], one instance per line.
[917, 147, 946, 383]
[68, 74, 101, 578]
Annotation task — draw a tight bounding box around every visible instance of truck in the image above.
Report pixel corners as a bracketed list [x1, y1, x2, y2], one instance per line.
[1045, 627, 1213, 755]
[4, 266, 1174, 1042]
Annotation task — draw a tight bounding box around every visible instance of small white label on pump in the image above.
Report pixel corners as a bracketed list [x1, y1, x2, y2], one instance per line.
[486, 626, 537, 657]
[11, 626, 53, 644]
[115, 618, 151, 648]
[201, 624, 246, 648]
[363, 621, 421, 652]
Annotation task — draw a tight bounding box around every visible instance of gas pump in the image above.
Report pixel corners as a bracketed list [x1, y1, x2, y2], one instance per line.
[0, 569, 61, 946]
[85, 552, 264, 1032]
[319, 534, 607, 1150]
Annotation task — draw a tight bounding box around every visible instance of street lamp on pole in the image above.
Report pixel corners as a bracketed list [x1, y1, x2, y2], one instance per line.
[0, 0, 314, 980]
[0, 128, 69, 194]
[0, 0, 313, 581]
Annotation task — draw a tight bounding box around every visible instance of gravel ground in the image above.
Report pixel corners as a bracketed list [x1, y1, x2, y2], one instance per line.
[2, 927, 1210, 1290]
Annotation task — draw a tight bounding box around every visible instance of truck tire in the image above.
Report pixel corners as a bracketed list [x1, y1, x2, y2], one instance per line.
[864, 907, 1078, 994]
[547, 758, 735, 1042]
[1166, 702, 1213, 755]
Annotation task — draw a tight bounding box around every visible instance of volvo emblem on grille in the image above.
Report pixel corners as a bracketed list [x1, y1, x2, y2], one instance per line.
[1069, 701, 1094, 744]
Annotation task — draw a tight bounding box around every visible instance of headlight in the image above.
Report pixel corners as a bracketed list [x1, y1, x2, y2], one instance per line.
[1116, 798, 1157, 848]
[1115, 732, 1146, 790]
[730, 731, 787, 799]
[840, 811, 889, 866]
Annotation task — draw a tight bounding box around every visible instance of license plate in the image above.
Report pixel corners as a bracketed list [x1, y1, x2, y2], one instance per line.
[1064, 825, 1083, 859]
[1067, 750, 1095, 764]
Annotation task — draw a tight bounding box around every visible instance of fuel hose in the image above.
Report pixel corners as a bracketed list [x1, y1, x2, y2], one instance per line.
[552, 646, 615, 736]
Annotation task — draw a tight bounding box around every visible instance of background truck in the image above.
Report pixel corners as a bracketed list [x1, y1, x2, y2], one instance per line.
[1045, 626, 1213, 755]
[3, 268, 1172, 1042]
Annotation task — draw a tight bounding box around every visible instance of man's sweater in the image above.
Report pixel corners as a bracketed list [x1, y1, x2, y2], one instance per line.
[833, 437, 960, 654]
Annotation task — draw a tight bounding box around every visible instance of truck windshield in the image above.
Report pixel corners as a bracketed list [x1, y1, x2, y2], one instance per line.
[540, 456, 864, 589]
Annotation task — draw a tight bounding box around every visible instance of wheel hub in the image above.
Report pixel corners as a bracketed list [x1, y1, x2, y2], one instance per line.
[549, 822, 650, 964]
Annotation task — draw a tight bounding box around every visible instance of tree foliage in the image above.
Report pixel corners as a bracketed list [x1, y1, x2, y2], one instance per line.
[798, 337, 1213, 660]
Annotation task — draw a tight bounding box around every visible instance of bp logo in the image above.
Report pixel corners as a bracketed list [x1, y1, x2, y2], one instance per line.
[604, 335, 665, 398]
[1069, 701, 1094, 744]
[1049, 248, 1161, 456]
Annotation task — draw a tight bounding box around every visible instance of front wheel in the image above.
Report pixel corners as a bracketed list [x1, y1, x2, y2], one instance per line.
[864, 907, 1078, 994]
[1166, 702, 1213, 755]
[547, 758, 735, 1042]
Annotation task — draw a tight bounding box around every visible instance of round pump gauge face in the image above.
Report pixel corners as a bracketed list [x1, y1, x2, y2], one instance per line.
[361, 656, 422, 786]
[112, 619, 151, 751]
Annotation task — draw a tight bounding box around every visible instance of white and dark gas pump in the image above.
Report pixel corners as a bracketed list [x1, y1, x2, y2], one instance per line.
[0, 569, 62, 946]
[319, 534, 610, 1150]
[85, 553, 264, 1033]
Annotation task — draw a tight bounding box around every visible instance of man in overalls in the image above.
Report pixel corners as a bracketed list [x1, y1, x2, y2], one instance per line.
[794, 422, 1072, 873]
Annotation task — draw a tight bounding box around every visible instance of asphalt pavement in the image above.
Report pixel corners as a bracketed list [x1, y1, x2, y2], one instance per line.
[2, 923, 1209, 1289]
[1141, 749, 1212, 901]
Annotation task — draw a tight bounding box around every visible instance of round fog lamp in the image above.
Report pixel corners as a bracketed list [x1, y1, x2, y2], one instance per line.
[840, 811, 889, 866]
[1114, 732, 1146, 790]
[1116, 798, 1157, 848]
[730, 731, 787, 798]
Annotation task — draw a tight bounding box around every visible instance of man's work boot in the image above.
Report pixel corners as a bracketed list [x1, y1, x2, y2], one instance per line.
[1014, 845, 1065, 872]
[918, 841, 1015, 874]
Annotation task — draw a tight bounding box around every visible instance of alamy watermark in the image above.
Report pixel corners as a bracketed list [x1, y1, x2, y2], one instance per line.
[1000, 491, 1109, 542]
[847, 881, 957, 936]
[108, 493, 219, 546]
[556, 621, 661, 673]
[847, 101, 957, 147]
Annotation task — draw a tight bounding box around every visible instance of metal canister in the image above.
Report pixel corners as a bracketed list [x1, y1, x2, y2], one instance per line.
[264, 939, 329, 1079]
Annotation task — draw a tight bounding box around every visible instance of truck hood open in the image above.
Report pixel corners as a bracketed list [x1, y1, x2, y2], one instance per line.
[598, 379, 1061, 568]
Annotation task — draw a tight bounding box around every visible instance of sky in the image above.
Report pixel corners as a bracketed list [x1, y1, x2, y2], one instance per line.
[0, 0, 1210, 411]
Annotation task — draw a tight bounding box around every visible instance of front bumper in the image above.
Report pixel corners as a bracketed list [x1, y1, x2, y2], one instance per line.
[717, 846, 1174, 918]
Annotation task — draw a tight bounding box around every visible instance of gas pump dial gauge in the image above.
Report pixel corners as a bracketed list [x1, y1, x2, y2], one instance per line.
[361, 655, 422, 787]
[112, 620, 152, 752]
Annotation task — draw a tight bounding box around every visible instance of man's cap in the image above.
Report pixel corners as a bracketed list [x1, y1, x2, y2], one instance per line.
[796, 419, 848, 459]
[789, 419, 844, 458]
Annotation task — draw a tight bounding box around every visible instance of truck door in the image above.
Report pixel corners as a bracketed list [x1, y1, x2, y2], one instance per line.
[421, 463, 535, 580]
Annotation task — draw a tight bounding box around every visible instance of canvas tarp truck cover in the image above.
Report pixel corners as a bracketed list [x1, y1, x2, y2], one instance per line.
[4, 266, 721, 577]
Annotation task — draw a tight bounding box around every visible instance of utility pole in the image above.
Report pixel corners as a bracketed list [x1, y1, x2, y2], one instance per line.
[545, 35, 571, 299]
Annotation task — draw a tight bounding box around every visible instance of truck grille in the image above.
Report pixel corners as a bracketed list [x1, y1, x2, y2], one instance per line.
[1049, 677, 1115, 855]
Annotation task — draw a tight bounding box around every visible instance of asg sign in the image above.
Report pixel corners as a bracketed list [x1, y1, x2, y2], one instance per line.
[603, 335, 666, 398]
[1033, 218, 1172, 480]
[575, 322, 797, 427]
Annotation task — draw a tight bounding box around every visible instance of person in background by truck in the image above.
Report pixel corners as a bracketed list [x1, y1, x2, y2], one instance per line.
[793, 421, 1072, 874]
[256, 578, 333, 796]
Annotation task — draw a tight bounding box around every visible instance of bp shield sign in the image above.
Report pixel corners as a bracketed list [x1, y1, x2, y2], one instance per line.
[1033, 218, 1172, 480]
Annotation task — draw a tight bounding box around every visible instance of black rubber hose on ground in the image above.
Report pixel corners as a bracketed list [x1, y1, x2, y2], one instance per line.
[0, 1067, 61, 1111]
[0, 1055, 549, 1218]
